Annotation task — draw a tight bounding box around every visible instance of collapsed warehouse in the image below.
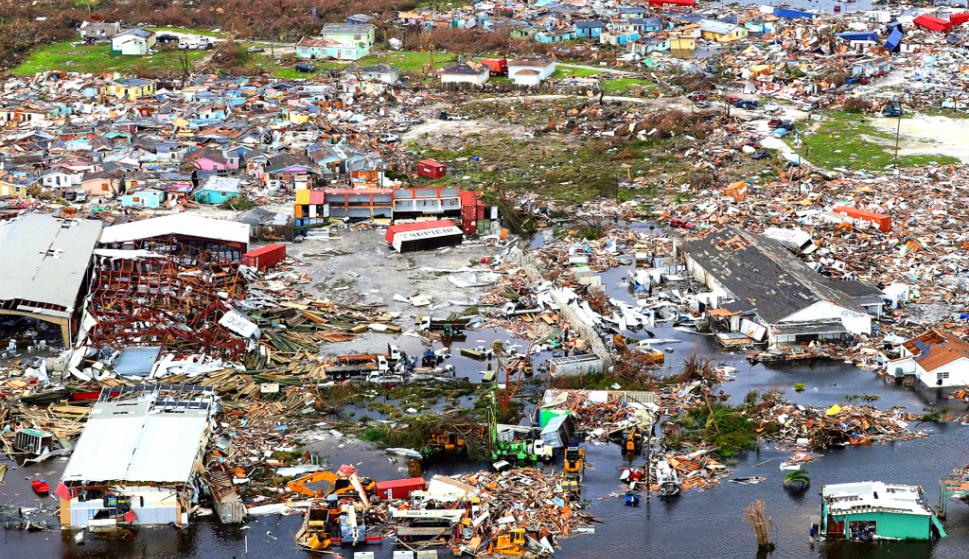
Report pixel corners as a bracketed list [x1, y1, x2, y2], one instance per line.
[78, 215, 253, 362]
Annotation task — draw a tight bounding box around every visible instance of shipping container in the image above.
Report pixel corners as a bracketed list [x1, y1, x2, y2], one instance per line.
[386, 219, 464, 253]
[375, 477, 428, 500]
[242, 243, 286, 269]
[416, 159, 447, 179]
[832, 206, 892, 232]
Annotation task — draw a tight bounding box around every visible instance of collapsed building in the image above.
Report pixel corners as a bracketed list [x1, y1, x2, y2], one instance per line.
[678, 226, 882, 348]
[58, 385, 217, 529]
[81, 214, 252, 359]
[0, 213, 102, 347]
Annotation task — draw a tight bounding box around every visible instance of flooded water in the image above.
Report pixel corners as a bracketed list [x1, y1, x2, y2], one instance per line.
[4, 253, 969, 559]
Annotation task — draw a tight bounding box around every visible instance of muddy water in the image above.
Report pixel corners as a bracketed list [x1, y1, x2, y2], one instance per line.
[5, 258, 969, 558]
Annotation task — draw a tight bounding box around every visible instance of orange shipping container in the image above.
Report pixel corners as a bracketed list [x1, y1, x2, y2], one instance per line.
[832, 206, 891, 232]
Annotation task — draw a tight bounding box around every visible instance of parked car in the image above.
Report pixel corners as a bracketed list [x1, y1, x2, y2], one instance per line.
[62, 191, 76, 201]
[752, 151, 771, 160]
[247, 46, 265, 53]
[294, 63, 315, 73]
[157, 34, 179, 44]
[768, 118, 783, 128]
[379, 133, 400, 144]
[733, 99, 758, 110]
[764, 102, 781, 113]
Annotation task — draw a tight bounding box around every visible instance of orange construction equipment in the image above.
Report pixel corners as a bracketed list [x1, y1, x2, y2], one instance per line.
[490, 528, 527, 556]
[287, 468, 376, 507]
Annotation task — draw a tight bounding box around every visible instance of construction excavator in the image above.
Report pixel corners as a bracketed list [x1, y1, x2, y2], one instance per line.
[623, 426, 644, 457]
[287, 469, 376, 506]
[489, 527, 527, 556]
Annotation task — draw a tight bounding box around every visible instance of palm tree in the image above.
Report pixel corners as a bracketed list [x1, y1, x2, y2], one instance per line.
[783, 469, 810, 492]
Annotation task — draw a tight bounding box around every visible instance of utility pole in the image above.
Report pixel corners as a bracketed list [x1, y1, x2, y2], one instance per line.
[893, 97, 902, 170]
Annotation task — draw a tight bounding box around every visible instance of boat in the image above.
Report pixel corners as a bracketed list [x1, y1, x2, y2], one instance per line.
[31, 479, 50, 496]
[779, 462, 801, 472]
[654, 460, 681, 498]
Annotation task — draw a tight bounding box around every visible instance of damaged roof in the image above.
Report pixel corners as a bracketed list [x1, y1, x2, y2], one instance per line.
[61, 386, 216, 485]
[682, 226, 865, 323]
[0, 213, 102, 318]
[99, 213, 250, 246]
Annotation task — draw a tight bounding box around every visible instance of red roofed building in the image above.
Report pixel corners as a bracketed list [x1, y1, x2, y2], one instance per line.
[890, 329, 969, 387]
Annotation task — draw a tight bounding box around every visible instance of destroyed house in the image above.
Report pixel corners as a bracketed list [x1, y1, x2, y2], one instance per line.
[0, 213, 102, 347]
[680, 227, 872, 347]
[59, 385, 217, 529]
[98, 213, 250, 262]
[889, 330, 969, 388]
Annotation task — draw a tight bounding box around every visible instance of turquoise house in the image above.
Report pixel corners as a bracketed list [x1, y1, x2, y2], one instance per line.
[194, 176, 241, 205]
[820, 482, 946, 542]
[535, 29, 576, 43]
[122, 188, 165, 209]
[574, 21, 604, 39]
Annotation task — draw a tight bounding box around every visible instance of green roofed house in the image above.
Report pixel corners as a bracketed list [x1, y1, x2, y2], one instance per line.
[296, 23, 374, 61]
[820, 482, 946, 541]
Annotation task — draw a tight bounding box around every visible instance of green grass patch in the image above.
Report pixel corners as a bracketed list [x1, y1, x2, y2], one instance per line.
[602, 77, 656, 95]
[357, 50, 457, 73]
[11, 41, 205, 76]
[786, 111, 960, 170]
[244, 54, 344, 78]
[553, 65, 602, 78]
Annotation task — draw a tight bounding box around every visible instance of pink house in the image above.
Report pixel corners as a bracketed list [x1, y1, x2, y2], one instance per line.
[185, 147, 239, 172]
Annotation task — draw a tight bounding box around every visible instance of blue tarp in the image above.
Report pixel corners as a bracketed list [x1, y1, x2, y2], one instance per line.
[774, 7, 816, 19]
[114, 346, 162, 377]
[838, 31, 879, 43]
[885, 28, 904, 52]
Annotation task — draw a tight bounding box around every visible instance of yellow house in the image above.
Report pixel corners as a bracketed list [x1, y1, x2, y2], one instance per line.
[700, 20, 749, 43]
[671, 34, 697, 52]
[0, 175, 33, 198]
[105, 78, 157, 100]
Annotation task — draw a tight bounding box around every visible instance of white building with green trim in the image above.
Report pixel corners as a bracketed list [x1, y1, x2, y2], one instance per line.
[296, 23, 374, 61]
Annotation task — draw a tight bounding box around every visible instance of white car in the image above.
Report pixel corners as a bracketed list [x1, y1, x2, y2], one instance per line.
[764, 102, 781, 113]
[378, 133, 400, 143]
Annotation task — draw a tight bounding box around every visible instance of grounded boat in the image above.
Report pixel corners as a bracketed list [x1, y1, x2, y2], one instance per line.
[31, 479, 50, 496]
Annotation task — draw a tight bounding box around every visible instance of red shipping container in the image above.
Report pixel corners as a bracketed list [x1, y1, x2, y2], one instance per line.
[242, 243, 286, 269]
[832, 206, 891, 233]
[375, 477, 427, 500]
[417, 159, 448, 179]
[914, 15, 953, 32]
[951, 13, 969, 26]
[480, 58, 508, 76]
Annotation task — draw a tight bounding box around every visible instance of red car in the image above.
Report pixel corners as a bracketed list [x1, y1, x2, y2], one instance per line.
[669, 218, 695, 229]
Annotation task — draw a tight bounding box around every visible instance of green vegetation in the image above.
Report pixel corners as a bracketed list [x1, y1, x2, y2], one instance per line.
[785, 111, 960, 170]
[409, 122, 696, 205]
[602, 77, 656, 95]
[552, 65, 602, 78]
[11, 41, 204, 76]
[677, 404, 759, 458]
[357, 50, 458, 73]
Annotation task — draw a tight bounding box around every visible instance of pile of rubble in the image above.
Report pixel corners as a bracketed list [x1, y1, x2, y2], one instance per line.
[750, 400, 927, 450]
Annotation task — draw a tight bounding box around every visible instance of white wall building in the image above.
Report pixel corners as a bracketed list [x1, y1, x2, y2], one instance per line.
[889, 329, 969, 388]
